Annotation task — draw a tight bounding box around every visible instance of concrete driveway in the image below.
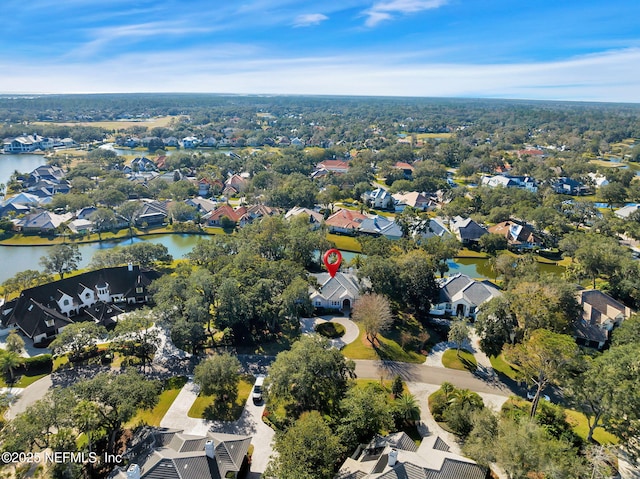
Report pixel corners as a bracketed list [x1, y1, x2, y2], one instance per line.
[160, 378, 275, 475]
[299, 315, 359, 348]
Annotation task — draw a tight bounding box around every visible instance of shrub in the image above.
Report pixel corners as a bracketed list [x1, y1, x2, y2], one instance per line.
[429, 389, 449, 422]
[315, 322, 346, 339]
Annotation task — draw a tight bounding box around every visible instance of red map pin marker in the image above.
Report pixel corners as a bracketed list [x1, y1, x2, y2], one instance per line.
[323, 249, 342, 278]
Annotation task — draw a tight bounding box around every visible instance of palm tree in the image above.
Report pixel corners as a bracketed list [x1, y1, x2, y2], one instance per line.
[448, 388, 483, 410]
[0, 350, 23, 383]
[395, 393, 421, 426]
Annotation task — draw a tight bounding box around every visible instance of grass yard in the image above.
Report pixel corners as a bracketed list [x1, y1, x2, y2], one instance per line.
[32, 116, 175, 130]
[456, 248, 489, 259]
[188, 378, 253, 421]
[441, 349, 477, 372]
[127, 376, 188, 427]
[342, 329, 426, 364]
[564, 409, 619, 445]
[0, 372, 49, 388]
[489, 354, 519, 381]
[326, 233, 362, 253]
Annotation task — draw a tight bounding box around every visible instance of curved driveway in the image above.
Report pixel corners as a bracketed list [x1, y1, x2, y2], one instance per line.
[299, 315, 359, 348]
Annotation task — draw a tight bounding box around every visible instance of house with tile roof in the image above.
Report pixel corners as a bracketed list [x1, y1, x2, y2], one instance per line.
[488, 221, 543, 251]
[109, 427, 251, 479]
[337, 432, 487, 479]
[310, 271, 365, 313]
[430, 273, 502, 319]
[325, 209, 368, 234]
[316, 159, 350, 173]
[574, 289, 634, 349]
[204, 204, 246, 227]
[225, 174, 248, 193]
[4, 265, 160, 344]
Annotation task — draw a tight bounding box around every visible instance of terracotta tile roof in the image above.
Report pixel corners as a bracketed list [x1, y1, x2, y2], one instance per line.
[325, 209, 367, 229]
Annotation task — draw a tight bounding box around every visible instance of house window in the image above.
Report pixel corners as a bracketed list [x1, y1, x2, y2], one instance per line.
[136, 287, 144, 294]
[45, 319, 54, 328]
[63, 299, 69, 306]
[85, 293, 91, 298]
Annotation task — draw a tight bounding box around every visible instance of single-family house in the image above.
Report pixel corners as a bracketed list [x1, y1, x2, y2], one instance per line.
[488, 221, 544, 250]
[284, 206, 324, 229]
[109, 427, 251, 479]
[358, 215, 403, 239]
[76, 206, 98, 220]
[310, 271, 364, 313]
[574, 289, 634, 349]
[553, 177, 590, 196]
[238, 204, 279, 226]
[5, 265, 160, 344]
[481, 174, 538, 193]
[414, 217, 453, 241]
[450, 216, 488, 246]
[28, 165, 65, 185]
[16, 210, 72, 234]
[392, 191, 435, 212]
[430, 273, 502, 319]
[337, 432, 488, 479]
[325, 209, 368, 234]
[185, 197, 218, 215]
[204, 204, 245, 227]
[135, 200, 169, 227]
[393, 161, 415, 177]
[588, 172, 609, 188]
[517, 148, 545, 158]
[2, 192, 41, 207]
[163, 137, 179, 148]
[225, 174, 248, 193]
[67, 218, 94, 235]
[363, 188, 394, 209]
[614, 203, 640, 219]
[181, 136, 200, 149]
[316, 159, 350, 174]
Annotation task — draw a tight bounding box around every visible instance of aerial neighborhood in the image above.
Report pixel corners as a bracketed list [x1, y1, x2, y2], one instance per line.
[0, 95, 639, 479]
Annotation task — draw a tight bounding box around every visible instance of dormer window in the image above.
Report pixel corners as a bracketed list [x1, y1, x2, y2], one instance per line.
[63, 299, 69, 306]
[136, 287, 144, 294]
[85, 293, 91, 299]
[45, 319, 54, 328]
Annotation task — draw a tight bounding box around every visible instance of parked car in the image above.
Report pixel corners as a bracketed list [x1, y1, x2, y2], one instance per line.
[252, 375, 265, 403]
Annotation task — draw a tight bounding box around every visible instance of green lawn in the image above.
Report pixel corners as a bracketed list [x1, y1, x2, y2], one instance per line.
[188, 378, 253, 421]
[564, 409, 619, 445]
[489, 354, 519, 381]
[326, 234, 362, 253]
[342, 329, 426, 363]
[127, 377, 188, 427]
[441, 349, 477, 372]
[0, 372, 49, 388]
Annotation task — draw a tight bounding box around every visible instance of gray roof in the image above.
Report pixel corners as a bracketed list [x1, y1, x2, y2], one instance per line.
[438, 274, 501, 307]
[451, 217, 488, 242]
[312, 272, 362, 302]
[359, 216, 403, 238]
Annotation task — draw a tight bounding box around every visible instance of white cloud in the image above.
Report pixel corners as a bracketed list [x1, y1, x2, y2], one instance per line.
[364, 0, 448, 27]
[2, 47, 640, 103]
[293, 13, 329, 27]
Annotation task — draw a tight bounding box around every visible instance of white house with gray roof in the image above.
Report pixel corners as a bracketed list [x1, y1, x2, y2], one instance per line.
[430, 273, 501, 319]
[310, 271, 364, 312]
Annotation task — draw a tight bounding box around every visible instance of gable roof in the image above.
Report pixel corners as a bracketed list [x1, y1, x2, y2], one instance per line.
[574, 289, 634, 344]
[488, 221, 542, 246]
[359, 216, 403, 239]
[451, 217, 488, 242]
[310, 272, 364, 303]
[325, 209, 368, 230]
[438, 274, 501, 307]
[284, 206, 324, 224]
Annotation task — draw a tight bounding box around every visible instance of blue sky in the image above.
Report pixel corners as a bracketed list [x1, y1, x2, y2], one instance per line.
[1, 0, 639, 102]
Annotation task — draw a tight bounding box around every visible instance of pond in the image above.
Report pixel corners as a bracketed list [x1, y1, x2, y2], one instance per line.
[0, 233, 566, 285]
[0, 153, 48, 186]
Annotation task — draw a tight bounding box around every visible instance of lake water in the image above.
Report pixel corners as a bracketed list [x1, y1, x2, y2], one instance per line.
[0, 153, 48, 186]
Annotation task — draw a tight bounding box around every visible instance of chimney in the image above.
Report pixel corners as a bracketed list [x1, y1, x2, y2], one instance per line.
[388, 449, 398, 467]
[205, 440, 215, 459]
[126, 464, 141, 479]
[128, 262, 134, 272]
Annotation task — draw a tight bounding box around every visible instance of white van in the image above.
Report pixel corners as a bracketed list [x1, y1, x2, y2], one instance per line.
[252, 375, 265, 403]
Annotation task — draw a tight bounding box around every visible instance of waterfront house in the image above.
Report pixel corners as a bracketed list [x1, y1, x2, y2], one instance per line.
[488, 220, 543, 251]
[450, 216, 488, 246]
[5, 264, 160, 344]
[430, 273, 502, 319]
[325, 209, 368, 234]
[358, 215, 403, 239]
